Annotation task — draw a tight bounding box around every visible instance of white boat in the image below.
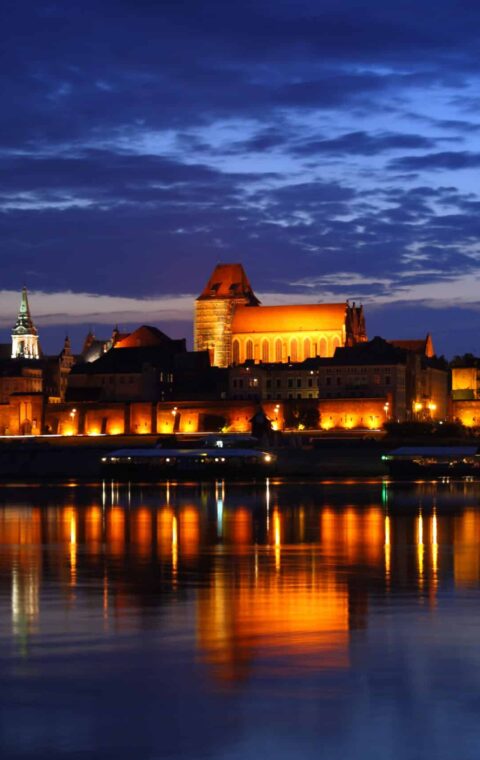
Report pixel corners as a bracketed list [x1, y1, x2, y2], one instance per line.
[101, 436, 276, 479]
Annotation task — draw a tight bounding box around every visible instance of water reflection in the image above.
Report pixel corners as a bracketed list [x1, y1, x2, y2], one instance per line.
[3, 480, 480, 757]
[0, 481, 479, 666]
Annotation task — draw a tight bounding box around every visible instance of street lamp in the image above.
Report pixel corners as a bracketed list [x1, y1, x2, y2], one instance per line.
[68, 408, 77, 436]
[413, 401, 422, 420]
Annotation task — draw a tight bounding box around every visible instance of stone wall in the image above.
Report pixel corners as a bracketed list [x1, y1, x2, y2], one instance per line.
[452, 400, 480, 427]
[0, 395, 392, 436]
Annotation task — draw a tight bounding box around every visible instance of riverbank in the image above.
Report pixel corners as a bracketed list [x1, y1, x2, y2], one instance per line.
[0, 435, 388, 480]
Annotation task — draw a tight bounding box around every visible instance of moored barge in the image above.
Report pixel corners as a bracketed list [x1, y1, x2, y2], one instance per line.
[382, 446, 480, 478]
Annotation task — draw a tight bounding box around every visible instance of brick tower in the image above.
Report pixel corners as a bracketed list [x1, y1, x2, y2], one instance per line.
[194, 264, 260, 367]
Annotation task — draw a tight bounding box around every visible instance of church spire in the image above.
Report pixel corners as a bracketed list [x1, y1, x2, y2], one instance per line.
[11, 287, 40, 359]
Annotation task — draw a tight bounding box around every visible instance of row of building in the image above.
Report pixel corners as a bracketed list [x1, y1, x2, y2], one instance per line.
[0, 266, 478, 435]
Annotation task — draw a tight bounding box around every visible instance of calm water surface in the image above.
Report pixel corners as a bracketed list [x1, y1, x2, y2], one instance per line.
[1, 478, 480, 759]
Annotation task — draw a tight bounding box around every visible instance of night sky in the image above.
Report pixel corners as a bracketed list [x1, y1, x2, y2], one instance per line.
[3, 0, 480, 356]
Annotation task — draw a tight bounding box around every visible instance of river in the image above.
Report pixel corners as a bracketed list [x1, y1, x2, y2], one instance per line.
[0, 478, 479, 759]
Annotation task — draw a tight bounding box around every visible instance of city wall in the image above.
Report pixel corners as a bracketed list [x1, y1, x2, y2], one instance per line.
[36, 397, 386, 436]
[0, 396, 390, 436]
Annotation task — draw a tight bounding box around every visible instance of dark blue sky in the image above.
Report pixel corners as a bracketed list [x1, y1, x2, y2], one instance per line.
[2, 0, 480, 356]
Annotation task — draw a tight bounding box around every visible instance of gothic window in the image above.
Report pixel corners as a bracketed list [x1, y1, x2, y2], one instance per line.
[331, 336, 341, 353]
[232, 339, 240, 364]
[304, 338, 311, 359]
[262, 339, 269, 363]
[275, 338, 282, 363]
[290, 339, 298, 362]
[319, 337, 328, 357]
[246, 339, 254, 361]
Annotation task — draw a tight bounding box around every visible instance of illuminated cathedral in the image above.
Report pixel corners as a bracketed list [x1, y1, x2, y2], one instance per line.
[194, 263, 367, 367]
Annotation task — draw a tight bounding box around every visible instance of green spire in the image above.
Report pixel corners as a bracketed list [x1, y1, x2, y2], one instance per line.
[12, 287, 37, 336]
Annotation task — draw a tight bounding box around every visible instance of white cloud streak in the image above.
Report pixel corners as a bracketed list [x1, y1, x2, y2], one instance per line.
[0, 273, 479, 333]
[277, 271, 480, 310]
[0, 290, 194, 327]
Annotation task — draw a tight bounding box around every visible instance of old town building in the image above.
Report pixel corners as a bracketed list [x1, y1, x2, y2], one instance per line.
[43, 336, 75, 402]
[450, 355, 480, 426]
[319, 337, 448, 423]
[0, 361, 43, 405]
[195, 263, 367, 368]
[194, 263, 260, 368]
[67, 325, 188, 403]
[228, 336, 448, 425]
[0, 276, 456, 436]
[0, 293, 78, 432]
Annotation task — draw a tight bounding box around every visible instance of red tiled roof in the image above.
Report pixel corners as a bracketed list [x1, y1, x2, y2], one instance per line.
[197, 263, 259, 303]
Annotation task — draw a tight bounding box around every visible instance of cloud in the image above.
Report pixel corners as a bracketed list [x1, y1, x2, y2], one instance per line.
[292, 131, 437, 156]
[1, 270, 480, 360]
[4, 0, 480, 359]
[389, 151, 480, 171]
[0, 149, 272, 207]
[3, 1, 480, 153]
[3, 268, 479, 333]
[0, 289, 194, 329]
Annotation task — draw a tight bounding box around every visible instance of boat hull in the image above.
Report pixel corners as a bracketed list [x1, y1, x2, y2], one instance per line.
[386, 461, 480, 479]
[101, 447, 276, 481]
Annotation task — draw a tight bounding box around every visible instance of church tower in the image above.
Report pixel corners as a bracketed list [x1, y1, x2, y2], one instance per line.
[194, 263, 260, 367]
[11, 287, 40, 359]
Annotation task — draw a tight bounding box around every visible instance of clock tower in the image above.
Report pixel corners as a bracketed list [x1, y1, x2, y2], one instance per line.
[11, 287, 40, 359]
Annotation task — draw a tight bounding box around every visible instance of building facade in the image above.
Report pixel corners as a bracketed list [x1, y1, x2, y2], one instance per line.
[227, 337, 448, 424]
[194, 263, 367, 368]
[68, 325, 187, 403]
[450, 358, 480, 426]
[194, 264, 260, 368]
[231, 303, 366, 365]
